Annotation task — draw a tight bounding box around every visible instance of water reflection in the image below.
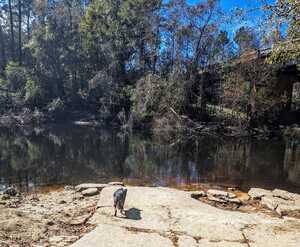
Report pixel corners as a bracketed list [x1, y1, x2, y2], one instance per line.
[0, 125, 299, 192]
[284, 138, 300, 187]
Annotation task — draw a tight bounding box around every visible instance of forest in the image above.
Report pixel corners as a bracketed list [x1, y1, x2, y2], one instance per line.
[0, 0, 299, 135]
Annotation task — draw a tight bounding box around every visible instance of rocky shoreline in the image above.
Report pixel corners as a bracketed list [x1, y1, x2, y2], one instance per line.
[191, 187, 300, 219]
[0, 183, 300, 246]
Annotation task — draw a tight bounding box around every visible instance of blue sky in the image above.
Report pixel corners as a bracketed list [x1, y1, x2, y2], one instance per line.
[187, 0, 276, 42]
[187, 0, 275, 25]
[220, 0, 264, 11]
[188, 0, 271, 11]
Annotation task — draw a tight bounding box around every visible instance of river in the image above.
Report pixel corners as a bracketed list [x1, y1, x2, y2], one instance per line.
[0, 124, 299, 193]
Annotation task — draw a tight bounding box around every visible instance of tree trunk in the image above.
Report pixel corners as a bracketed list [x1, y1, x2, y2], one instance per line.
[249, 80, 257, 127]
[139, 29, 146, 74]
[152, 16, 160, 74]
[18, 0, 22, 65]
[27, 5, 30, 39]
[285, 82, 294, 112]
[8, 0, 15, 61]
[0, 24, 6, 73]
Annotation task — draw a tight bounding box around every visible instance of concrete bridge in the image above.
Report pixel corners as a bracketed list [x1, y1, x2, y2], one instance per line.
[202, 40, 300, 120]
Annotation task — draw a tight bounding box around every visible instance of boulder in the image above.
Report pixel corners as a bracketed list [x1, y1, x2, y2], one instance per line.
[207, 189, 236, 199]
[261, 196, 292, 211]
[248, 188, 272, 199]
[272, 189, 298, 201]
[276, 204, 300, 217]
[261, 196, 279, 211]
[3, 187, 18, 197]
[75, 183, 107, 192]
[108, 182, 124, 186]
[228, 198, 242, 204]
[64, 186, 75, 191]
[81, 188, 99, 197]
[191, 191, 207, 199]
[207, 195, 227, 203]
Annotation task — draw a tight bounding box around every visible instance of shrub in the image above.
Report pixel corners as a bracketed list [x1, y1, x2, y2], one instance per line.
[33, 107, 46, 123]
[47, 98, 65, 119]
[0, 77, 6, 87]
[131, 73, 186, 124]
[47, 98, 65, 112]
[5, 62, 27, 93]
[25, 77, 43, 106]
[88, 70, 130, 123]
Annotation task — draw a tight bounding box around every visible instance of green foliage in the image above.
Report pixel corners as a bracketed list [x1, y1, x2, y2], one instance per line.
[234, 26, 259, 54]
[222, 71, 248, 111]
[254, 85, 288, 123]
[88, 70, 131, 123]
[0, 77, 6, 87]
[0, 0, 299, 129]
[132, 73, 186, 123]
[48, 98, 65, 112]
[268, 0, 300, 64]
[25, 77, 43, 106]
[47, 98, 66, 119]
[80, 0, 136, 71]
[269, 42, 300, 64]
[80, 0, 161, 74]
[5, 62, 27, 92]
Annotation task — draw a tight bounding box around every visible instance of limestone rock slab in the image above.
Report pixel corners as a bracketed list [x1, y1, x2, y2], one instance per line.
[75, 183, 107, 192]
[71, 224, 173, 247]
[81, 188, 99, 196]
[248, 188, 272, 199]
[207, 189, 236, 199]
[71, 186, 300, 247]
[272, 189, 299, 201]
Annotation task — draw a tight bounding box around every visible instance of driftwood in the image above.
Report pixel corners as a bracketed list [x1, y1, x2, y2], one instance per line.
[168, 107, 222, 138]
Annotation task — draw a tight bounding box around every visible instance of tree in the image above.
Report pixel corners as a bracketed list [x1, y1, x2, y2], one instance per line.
[17, 0, 22, 64]
[81, 0, 162, 78]
[0, 0, 297, 129]
[8, 0, 15, 60]
[0, 22, 6, 73]
[234, 26, 259, 55]
[266, 0, 300, 64]
[26, 0, 86, 101]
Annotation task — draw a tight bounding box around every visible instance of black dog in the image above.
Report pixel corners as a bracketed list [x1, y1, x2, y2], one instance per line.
[113, 188, 127, 216]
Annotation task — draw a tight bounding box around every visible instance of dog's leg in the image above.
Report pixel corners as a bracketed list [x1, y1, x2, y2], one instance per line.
[114, 206, 117, 216]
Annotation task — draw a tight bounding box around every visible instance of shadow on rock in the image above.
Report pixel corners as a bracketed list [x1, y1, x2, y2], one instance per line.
[125, 208, 142, 220]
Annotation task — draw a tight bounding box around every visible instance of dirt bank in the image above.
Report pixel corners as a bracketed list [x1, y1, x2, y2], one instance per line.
[0, 187, 99, 247]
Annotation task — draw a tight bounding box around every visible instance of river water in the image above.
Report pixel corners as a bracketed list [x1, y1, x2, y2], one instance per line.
[0, 125, 299, 193]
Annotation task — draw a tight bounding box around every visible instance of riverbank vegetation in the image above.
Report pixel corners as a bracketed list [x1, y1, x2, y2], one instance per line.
[0, 0, 299, 135]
